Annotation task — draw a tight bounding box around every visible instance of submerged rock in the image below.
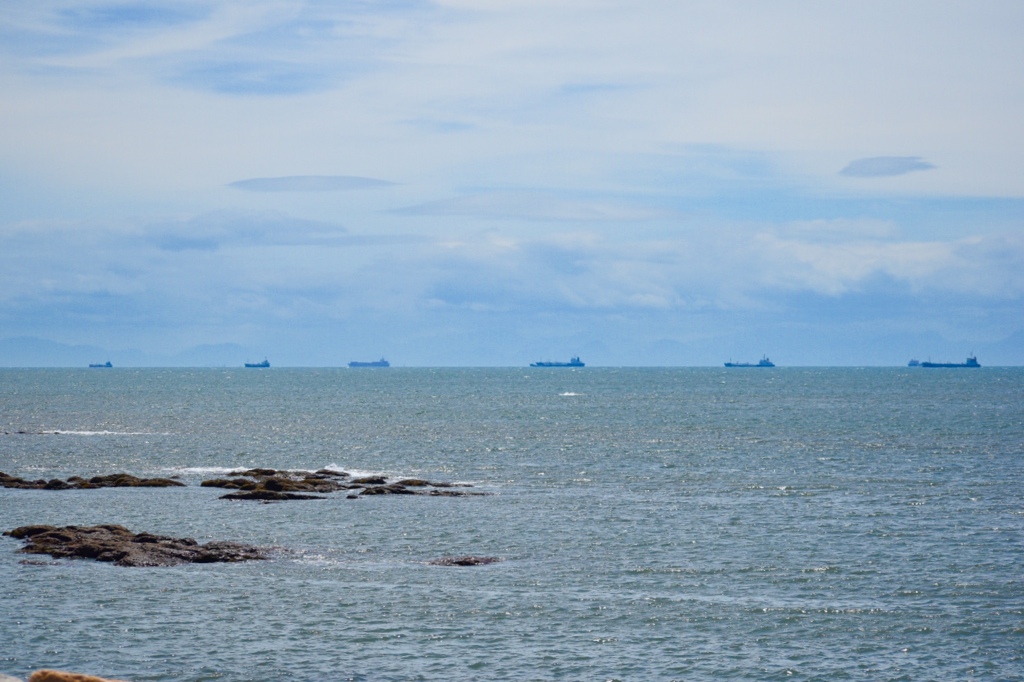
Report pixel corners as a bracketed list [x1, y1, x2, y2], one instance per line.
[4, 524, 266, 567]
[0, 471, 185, 490]
[428, 556, 502, 566]
[220, 490, 324, 501]
[359, 484, 419, 495]
[358, 484, 488, 497]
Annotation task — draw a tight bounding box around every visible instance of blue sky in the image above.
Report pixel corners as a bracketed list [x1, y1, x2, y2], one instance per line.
[1, 1, 1022, 366]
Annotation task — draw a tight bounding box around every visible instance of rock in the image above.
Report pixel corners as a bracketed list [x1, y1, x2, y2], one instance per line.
[350, 475, 388, 485]
[428, 556, 502, 566]
[0, 471, 185, 490]
[4, 525, 266, 567]
[358, 483, 488, 497]
[0, 673, 23, 682]
[202, 471, 348, 499]
[359, 484, 417, 495]
[427, 489, 488, 497]
[29, 671, 128, 682]
[84, 474, 185, 488]
[227, 468, 279, 477]
[220, 490, 324, 501]
[195, 470, 485, 500]
[199, 477, 252, 489]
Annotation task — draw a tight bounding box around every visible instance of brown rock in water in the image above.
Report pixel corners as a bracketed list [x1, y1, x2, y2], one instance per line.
[4, 524, 266, 567]
[220, 490, 324, 501]
[202, 470, 347, 499]
[227, 468, 279, 477]
[359, 484, 418, 495]
[428, 556, 502, 566]
[427, 489, 488, 497]
[357, 483, 488, 497]
[29, 670, 128, 682]
[0, 471, 184, 490]
[395, 478, 431, 486]
[350, 475, 388, 485]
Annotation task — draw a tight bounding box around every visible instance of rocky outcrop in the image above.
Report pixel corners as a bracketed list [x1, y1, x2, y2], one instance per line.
[199, 468, 486, 500]
[4, 525, 266, 567]
[201, 468, 349, 498]
[0, 472, 185, 490]
[428, 556, 502, 566]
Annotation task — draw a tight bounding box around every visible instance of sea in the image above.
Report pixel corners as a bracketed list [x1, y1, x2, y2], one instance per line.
[1, 367, 1022, 681]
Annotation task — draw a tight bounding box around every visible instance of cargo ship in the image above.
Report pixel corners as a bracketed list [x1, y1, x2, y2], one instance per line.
[244, 359, 270, 368]
[88, 361, 112, 368]
[725, 355, 774, 368]
[920, 355, 980, 368]
[348, 358, 390, 368]
[530, 356, 584, 367]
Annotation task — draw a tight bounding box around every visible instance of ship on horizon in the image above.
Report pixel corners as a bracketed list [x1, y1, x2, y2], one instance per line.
[88, 361, 112, 368]
[244, 359, 270, 368]
[725, 355, 775, 368]
[348, 358, 390, 368]
[530, 356, 584, 367]
[918, 355, 980, 368]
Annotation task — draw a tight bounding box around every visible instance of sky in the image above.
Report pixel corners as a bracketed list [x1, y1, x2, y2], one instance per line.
[1, 0, 1023, 366]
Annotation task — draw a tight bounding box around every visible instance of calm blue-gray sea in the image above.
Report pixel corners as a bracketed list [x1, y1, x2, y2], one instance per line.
[1, 367, 1022, 681]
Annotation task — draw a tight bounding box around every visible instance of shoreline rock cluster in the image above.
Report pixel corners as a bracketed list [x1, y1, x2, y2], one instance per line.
[201, 468, 487, 501]
[1, 472, 185, 490]
[3, 467, 497, 575]
[3, 524, 267, 567]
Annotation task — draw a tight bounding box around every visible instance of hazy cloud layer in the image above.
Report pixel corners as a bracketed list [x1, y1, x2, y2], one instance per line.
[840, 157, 937, 178]
[229, 175, 395, 192]
[397, 191, 669, 222]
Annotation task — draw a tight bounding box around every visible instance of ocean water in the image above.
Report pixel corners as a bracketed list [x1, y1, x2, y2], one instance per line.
[1, 367, 1022, 681]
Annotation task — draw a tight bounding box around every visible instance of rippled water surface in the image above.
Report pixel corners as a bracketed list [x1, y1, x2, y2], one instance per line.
[1, 367, 1022, 680]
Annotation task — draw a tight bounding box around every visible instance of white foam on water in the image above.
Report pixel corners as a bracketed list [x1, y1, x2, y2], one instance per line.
[169, 466, 243, 475]
[321, 463, 388, 479]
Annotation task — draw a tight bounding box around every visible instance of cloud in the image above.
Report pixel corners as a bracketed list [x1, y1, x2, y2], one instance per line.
[839, 157, 937, 178]
[228, 175, 395, 192]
